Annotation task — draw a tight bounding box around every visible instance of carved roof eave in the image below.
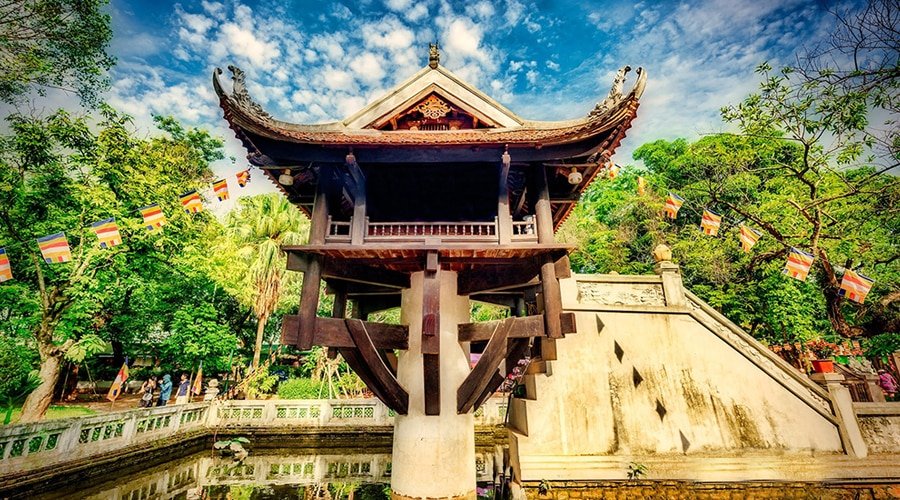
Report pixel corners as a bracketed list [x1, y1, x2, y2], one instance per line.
[212, 66, 647, 149]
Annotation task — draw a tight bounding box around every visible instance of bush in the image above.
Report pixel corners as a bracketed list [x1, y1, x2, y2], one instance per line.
[277, 378, 324, 399]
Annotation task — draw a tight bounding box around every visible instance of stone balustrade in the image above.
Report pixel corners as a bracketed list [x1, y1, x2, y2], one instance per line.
[0, 397, 508, 476]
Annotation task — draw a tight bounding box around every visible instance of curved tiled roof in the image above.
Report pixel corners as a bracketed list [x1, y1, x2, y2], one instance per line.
[213, 63, 646, 149]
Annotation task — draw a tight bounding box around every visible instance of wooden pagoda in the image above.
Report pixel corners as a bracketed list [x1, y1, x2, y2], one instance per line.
[213, 49, 646, 419]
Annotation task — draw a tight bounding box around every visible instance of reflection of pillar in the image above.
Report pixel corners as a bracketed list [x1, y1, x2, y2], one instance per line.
[392, 270, 475, 500]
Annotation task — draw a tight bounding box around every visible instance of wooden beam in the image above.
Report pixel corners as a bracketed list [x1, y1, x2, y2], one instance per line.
[457, 319, 512, 414]
[345, 319, 409, 415]
[309, 165, 330, 245]
[321, 258, 410, 289]
[555, 254, 572, 279]
[339, 347, 393, 412]
[421, 252, 440, 355]
[540, 254, 563, 339]
[470, 293, 519, 308]
[297, 256, 322, 350]
[458, 315, 545, 342]
[457, 258, 541, 295]
[355, 295, 402, 317]
[281, 316, 408, 350]
[424, 354, 440, 416]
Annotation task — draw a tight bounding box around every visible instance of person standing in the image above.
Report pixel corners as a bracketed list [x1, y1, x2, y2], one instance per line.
[878, 369, 898, 400]
[157, 374, 173, 406]
[139, 376, 157, 408]
[175, 373, 191, 405]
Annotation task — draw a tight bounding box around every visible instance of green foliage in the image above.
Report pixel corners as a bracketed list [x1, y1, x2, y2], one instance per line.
[65, 334, 105, 363]
[0, 0, 115, 105]
[864, 333, 900, 358]
[626, 462, 649, 480]
[277, 377, 324, 399]
[243, 365, 279, 399]
[161, 304, 238, 373]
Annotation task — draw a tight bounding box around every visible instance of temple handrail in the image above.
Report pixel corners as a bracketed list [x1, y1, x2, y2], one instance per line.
[0, 397, 507, 474]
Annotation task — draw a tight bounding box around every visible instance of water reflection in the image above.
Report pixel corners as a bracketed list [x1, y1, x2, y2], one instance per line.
[42, 447, 498, 500]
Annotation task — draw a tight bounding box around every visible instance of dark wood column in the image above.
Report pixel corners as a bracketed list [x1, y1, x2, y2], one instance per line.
[497, 150, 512, 244]
[533, 164, 553, 244]
[297, 166, 330, 349]
[346, 153, 367, 245]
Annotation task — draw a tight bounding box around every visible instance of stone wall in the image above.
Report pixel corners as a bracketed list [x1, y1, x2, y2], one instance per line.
[511, 273, 854, 482]
[858, 411, 900, 454]
[523, 481, 900, 499]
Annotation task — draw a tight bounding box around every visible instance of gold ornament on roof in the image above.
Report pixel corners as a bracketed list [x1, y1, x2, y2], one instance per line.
[429, 43, 440, 69]
[416, 95, 451, 120]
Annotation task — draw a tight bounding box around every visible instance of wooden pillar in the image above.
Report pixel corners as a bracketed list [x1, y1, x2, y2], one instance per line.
[347, 153, 367, 245]
[541, 255, 562, 339]
[298, 166, 330, 350]
[498, 150, 512, 244]
[533, 164, 553, 244]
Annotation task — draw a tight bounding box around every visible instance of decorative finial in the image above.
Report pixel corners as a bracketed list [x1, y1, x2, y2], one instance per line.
[428, 43, 440, 69]
[652, 244, 672, 263]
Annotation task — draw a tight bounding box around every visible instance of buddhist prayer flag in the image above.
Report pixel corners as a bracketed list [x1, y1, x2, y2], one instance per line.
[213, 179, 230, 201]
[839, 270, 874, 304]
[739, 224, 762, 252]
[37, 232, 72, 263]
[191, 362, 203, 396]
[91, 218, 122, 248]
[664, 193, 685, 219]
[700, 209, 722, 236]
[236, 169, 251, 187]
[180, 190, 203, 214]
[783, 247, 814, 281]
[637, 176, 646, 195]
[608, 164, 619, 179]
[107, 361, 129, 402]
[0, 248, 11, 282]
[139, 203, 166, 231]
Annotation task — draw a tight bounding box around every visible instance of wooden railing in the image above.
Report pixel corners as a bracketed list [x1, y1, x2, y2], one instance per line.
[324, 217, 540, 243]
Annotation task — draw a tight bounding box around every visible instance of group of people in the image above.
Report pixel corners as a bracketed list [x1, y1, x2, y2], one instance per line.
[138, 374, 194, 407]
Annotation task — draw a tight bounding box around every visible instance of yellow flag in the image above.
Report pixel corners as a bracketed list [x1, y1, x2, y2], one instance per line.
[107, 362, 129, 402]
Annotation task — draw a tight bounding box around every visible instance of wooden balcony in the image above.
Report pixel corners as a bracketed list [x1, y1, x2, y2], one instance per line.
[326, 216, 538, 244]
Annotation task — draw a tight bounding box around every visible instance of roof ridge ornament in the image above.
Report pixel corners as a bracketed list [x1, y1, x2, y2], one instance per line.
[222, 65, 271, 120]
[428, 43, 440, 69]
[589, 65, 632, 118]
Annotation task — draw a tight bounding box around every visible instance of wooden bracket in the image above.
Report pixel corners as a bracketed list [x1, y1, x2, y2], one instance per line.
[457, 318, 513, 414]
[342, 319, 409, 415]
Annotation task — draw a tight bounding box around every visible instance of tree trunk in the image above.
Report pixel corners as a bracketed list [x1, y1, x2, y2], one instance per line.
[251, 314, 269, 369]
[18, 349, 64, 423]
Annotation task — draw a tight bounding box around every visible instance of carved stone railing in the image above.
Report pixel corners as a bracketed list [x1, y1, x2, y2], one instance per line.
[0, 397, 507, 475]
[0, 402, 210, 473]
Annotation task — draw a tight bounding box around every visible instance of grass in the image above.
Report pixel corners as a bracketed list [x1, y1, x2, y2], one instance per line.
[3, 405, 97, 425]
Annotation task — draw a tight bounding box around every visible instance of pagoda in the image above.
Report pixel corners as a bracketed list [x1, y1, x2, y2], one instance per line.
[214, 46, 645, 499]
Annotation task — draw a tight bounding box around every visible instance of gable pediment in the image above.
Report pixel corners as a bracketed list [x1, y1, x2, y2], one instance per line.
[342, 66, 524, 130]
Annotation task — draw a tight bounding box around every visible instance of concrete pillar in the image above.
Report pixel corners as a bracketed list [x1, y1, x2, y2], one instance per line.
[811, 372, 868, 458]
[654, 261, 686, 307]
[392, 270, 475, 500]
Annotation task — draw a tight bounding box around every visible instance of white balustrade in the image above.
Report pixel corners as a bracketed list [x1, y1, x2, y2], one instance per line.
[0, 396, 508, 475]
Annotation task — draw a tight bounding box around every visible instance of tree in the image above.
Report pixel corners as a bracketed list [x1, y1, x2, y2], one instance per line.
[0, 107, 223, 421]
[714, 0, 899, 338]
[224, 194, 308, 369]
[0, 0, 115, 105]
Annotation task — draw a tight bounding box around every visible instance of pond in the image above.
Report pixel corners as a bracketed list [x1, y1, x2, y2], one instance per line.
[36, 443, 501, 500]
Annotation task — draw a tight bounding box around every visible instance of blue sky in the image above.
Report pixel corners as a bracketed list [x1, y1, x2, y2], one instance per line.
[26, 0, 853, 203]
